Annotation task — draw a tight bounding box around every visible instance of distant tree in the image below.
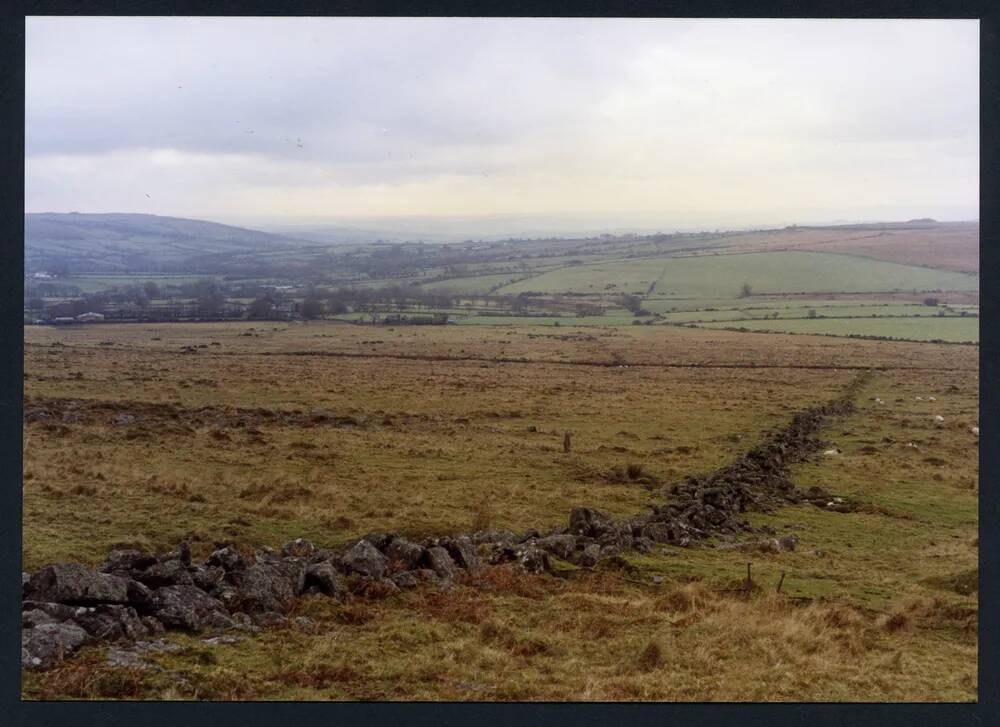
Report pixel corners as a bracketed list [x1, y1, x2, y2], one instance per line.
[300, 296, 324, 320]
[247, 296, 275, 319]
[576, 304, 605, 317]
[739, 282, 753, 298]
[511, 293, 532, 314]
[620, 294, 643, 313]
[807, 309, 817, 319]
[923, 297, 940, 307]
[143, 280, 161, 300]
[193, 279, 225, 318]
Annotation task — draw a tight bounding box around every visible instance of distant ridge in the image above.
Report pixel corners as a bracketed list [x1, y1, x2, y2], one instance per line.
[25, 212, 321, 273]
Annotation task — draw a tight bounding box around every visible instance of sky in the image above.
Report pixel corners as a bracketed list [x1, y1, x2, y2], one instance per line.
[25, 17, 979, 230]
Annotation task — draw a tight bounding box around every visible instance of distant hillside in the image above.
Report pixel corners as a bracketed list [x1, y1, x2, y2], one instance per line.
[25, 213, 321, 273]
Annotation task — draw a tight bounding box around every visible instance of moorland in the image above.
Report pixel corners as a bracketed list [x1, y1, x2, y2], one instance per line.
[21, 215, 979, 701]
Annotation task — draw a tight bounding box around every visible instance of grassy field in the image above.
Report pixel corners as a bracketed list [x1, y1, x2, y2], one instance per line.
[795, 225, 979, 273]
[21, 322, 978, 701]
[655, 302, 977, 321]
[676, 223, 979, 274]
[57, 274, 212, 293]
[419, 273, 533, 294]
[696, 316, 979, 343]
[23, 326, 854, 568]
[497, 251, 978, 298]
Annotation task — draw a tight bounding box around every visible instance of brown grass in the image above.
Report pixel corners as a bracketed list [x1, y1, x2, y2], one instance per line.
[20, 321, 978, 701]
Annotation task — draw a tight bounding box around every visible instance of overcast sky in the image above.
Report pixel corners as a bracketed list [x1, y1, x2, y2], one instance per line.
[25, 17, 979, 228]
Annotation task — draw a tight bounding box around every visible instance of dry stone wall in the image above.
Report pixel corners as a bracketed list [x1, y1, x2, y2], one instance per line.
[21, 373, 870, 670]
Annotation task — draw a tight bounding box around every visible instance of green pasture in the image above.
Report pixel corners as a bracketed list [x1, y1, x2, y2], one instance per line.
[497, 251, 979, 299]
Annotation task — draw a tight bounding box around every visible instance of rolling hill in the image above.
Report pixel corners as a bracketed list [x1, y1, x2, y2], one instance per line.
[25, 212, 321, 273]
[495, 250, 979, 299]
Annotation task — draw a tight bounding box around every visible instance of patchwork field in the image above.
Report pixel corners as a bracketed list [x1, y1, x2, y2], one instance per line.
[681, 223, 979, 274]
[497, 251, 978, 298]
[795, 226, 980, 274]
[21, 322, 978, 701]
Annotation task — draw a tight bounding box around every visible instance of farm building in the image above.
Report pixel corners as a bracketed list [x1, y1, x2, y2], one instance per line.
[75, 312, 106, 323]
[51, 317, 77, 325]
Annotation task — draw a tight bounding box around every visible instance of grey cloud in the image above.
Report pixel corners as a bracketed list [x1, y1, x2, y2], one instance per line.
[25, 18, 978, 219]
[26, 18, 661, 164]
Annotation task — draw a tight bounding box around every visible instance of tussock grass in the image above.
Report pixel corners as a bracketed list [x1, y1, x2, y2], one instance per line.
[21, 322, 977, 700]
[23, 572, 976, 701]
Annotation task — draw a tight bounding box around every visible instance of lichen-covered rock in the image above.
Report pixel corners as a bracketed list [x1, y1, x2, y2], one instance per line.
[229, 612, 254, 630]
[425, 546, 458, 580]
[385, 538, 426, 569]
[150, 585, 228, 631]
[536, 534, 577, 560]
[99, 549, 157, 575]
[21, 600, 81, 622]
[281, 538, 317, 559]
[517, 545, 550, 573]
[132, 559, 193, 588]
[25, 563, 134, 605]
[304, 548, 333, 565]
[22, 622, 89, 669]
[163, 541, 192, 567]
[470, 529, 517, 545]
[361, 532, 397, 553]
[206, 546, 248, 573]
[125, 579, 155, 608]
[632, 536, 654, 554]
[580, 543, 601, 568]
[390, 571, 422, 590]
[303, 562, 345, 598]
[192, 565, 226, 592]
[442, 535, 479, 570]
[484, 542, 519, 565]
[22, 609, 59, 629]
[642, 522, 680, 544]
[71, 604, 149, 641]
[234, 560, 307, 613]
[569, 507, 616, 538]
[341, 540, 389, 580]
[141, 616, 166, 636]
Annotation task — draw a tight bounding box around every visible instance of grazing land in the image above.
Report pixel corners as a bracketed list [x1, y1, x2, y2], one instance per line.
[25, 216, 978, 344]
[22, 322, 978, 701]
[497, 251, 978, 298]
[696, 316, 978, 343]
[21, 15, 980, 706]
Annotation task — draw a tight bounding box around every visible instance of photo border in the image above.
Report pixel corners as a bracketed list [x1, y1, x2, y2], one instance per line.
[1, 1, 994, 725]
